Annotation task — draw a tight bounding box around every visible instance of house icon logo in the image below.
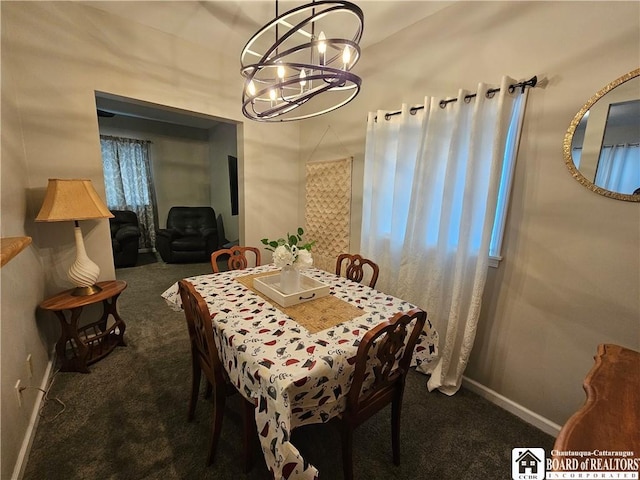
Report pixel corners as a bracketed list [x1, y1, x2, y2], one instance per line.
[512, 448, 545, 480]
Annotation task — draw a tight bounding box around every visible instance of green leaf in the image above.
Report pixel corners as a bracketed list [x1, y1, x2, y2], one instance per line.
[261, 227, 314, 253]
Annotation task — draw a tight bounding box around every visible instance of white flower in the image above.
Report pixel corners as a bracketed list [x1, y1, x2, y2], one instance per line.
[295, 249, 313, 269]
[262, 228, 315, 269]
[272, 245, 295, 267]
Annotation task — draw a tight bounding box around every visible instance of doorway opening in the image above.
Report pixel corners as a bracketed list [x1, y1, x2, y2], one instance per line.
[95, 91, 240, 266]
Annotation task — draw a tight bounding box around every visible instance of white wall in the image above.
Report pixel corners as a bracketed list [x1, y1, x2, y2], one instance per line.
[299, 0, 640, 427]
[209, 122, 240, 242]
[1, 31, 55, 474]
[0, 2, 300, 478]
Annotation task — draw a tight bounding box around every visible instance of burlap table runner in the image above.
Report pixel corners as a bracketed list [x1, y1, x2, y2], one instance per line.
[235, 271, 364, 334]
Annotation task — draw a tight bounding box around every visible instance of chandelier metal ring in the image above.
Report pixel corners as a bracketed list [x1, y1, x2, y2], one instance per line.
[240, 1, 364, 122]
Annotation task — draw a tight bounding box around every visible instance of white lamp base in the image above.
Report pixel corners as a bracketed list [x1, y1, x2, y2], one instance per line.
[68, 225, 102, 296]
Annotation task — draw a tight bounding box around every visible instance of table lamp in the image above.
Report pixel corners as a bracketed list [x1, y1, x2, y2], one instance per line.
[36, 178, 114, 296]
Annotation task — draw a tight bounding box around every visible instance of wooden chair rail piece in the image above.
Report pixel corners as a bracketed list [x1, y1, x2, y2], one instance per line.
[553, 344, 640, 453]
[0, 236, 32, 267]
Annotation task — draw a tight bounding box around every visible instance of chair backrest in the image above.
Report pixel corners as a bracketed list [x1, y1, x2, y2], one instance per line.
[336, 253, 380, 288]
[109, 210, 139, 234]
[167, 206, 216, 235]
[346, 308, 427, 417]
[211, 246, 261, 273]
[178, 280, 226, 386]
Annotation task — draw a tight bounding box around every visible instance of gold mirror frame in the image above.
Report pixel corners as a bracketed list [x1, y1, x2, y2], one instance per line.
[563, 68, 640, 202]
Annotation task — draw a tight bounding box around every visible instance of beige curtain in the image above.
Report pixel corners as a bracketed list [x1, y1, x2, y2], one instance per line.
[305, 158, 352, 272]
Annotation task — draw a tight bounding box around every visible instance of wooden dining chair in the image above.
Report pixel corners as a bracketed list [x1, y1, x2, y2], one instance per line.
[340, 308, 427, 480]
[210, 246, 261, 273]
[335, 253, 380, 288]
[178, 280, 256, 468]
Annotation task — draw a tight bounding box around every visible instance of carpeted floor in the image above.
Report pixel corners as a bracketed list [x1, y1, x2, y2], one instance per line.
[23, 255, 554, 479]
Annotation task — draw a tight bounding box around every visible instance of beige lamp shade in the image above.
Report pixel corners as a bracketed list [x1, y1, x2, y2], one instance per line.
[36, 178, 113, 295]
[36, 179, 113, 222]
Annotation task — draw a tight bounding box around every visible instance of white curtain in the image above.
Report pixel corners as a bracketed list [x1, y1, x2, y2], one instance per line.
[362, 76, 528, 395]
[100, 136, 157, 250]
[594, 143, 640, 194]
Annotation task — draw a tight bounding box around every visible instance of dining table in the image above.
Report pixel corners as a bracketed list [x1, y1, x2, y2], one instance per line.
[162, 264, 439, 480]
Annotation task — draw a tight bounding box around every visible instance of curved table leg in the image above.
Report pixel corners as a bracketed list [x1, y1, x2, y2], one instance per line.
[99, 293, 127, 346]
[54, 308, 91, 374]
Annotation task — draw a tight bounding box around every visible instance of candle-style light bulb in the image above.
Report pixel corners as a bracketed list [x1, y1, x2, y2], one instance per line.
[299, 69, 307, 94]
[318, 31, 327, 66]
[277, 64, 285, 79]
[269, 88, 276, 107]
[342, 46, 351, 68]
[247, 80, 256, 96]
[318, 31, 327, 54]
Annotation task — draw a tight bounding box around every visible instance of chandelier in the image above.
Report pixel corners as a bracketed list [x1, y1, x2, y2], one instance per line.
[240, 1, 364, 122]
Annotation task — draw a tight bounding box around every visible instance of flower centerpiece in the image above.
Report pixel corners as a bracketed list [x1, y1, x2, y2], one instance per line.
[261, 227, 315, 293]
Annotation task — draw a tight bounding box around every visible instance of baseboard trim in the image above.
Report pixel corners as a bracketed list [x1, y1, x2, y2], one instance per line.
[462, 376, 561, 438]
[11, 355, 56, 480]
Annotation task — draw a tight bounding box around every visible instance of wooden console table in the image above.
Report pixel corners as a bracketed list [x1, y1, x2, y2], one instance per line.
[40, 280, 127, 373]
[554, 343, 640, 452]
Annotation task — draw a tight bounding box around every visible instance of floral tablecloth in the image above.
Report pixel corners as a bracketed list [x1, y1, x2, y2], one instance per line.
[162, 265, 439, 480]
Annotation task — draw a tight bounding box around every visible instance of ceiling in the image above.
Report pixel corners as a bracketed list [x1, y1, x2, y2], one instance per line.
[89, 1, 454, 126]
[88, 1, 453, 52]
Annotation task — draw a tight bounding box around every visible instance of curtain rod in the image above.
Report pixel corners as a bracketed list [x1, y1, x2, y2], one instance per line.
[100, 134, 153, 144]
[573, 142, 640, 149]
[375, 76, 538, 122]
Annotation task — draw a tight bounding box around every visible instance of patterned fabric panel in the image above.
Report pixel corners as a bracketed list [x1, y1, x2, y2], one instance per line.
[162, 265, 439, 480]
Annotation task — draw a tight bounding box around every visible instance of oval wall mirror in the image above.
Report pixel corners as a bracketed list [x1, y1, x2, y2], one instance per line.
[564, 68, 640, 202]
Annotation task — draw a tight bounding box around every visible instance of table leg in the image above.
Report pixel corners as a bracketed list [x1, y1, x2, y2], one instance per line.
[99, 293, 126, 346]
[54, 308, 90, 373]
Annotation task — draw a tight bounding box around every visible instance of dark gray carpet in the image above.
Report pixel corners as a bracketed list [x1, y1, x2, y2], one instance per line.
[23, 255, 554, 479]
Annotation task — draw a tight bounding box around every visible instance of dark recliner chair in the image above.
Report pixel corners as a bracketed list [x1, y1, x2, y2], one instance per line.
[110, 210, 141, 268]
[156, 206, 219, 263]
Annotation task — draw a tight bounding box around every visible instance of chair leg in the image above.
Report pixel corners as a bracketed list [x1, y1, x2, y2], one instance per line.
[341, 422, 354, 480]
[206, 386, 226, 466]
[188, 359, 201, 422]
[391, 392, 403, 466]
[204, 380, 213, 399]
[242, 398, 256, 472]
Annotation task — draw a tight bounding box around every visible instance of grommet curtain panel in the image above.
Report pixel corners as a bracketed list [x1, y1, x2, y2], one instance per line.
[362, 76, 528, 395]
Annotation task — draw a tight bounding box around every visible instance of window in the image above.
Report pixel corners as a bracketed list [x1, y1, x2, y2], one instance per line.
[489, 92, 527, 266]
[100, 135, 157, 251]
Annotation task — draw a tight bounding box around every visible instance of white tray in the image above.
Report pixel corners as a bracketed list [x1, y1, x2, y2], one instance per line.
[253, 272, 330, 307]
